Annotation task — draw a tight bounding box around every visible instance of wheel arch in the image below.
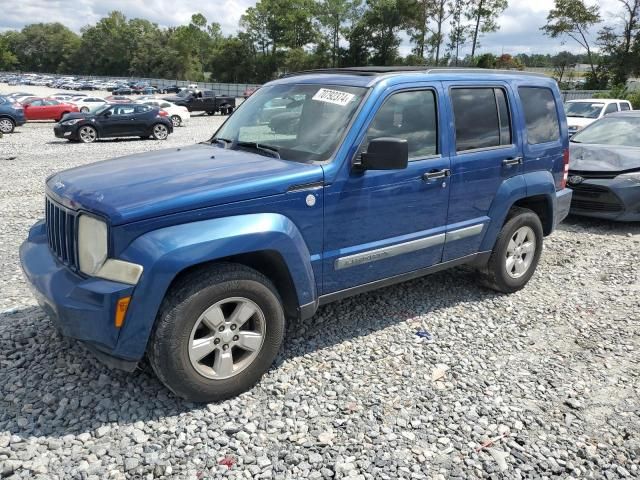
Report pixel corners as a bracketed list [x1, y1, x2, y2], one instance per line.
[112, 213, 317, 360]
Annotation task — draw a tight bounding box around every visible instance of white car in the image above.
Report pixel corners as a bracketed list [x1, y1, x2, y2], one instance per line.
[140, 99, 190, 127]
[71, 96, 107, 113]
[565, 98, 633, 135]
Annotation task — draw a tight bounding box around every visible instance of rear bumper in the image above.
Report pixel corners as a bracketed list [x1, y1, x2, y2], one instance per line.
[569, 177, 640, 221]
[19, 221, 138, 368]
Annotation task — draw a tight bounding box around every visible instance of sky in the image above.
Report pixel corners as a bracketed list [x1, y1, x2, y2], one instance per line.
[0, 0, 625, 56]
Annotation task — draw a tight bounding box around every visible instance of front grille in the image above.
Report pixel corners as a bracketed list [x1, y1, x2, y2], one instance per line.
[45, 197, 79, 270]
[570, 183, 624, 213]
[568, 170, 619, 180]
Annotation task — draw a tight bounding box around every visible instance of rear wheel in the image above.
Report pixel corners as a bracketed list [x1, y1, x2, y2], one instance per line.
[148, 264, 285, 402]
[80, 106, 90, 113]
[0, 118, 15, 134]
[170, 115, 182, 127]
[78, 125, 97, 143]
[151, 123, 169, 140]
[480, 207, 543, 293]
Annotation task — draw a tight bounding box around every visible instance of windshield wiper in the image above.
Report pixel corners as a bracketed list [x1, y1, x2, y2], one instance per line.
[236, 141, 281, 159]
[211, 137, 232, 147]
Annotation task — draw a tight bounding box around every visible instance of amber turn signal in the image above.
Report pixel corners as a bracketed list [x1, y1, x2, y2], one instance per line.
[115, 296, 131, 328]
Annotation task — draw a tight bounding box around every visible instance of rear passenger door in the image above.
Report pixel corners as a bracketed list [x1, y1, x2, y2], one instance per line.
[441, 82, 523, 261]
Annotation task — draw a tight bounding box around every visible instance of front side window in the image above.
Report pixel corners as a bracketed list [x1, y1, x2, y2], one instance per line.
[519, 87, 561, 144]
[364, 90, 438, 158]
[451, 88, 512, 152]
[213, 84, 367, 162]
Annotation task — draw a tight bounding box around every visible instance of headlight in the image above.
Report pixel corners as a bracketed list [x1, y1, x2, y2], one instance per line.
[78, 215, 108, 275]
[618, 171, 640, 184]
[61, 118, 82, 126]
[77, 214, 143, 284]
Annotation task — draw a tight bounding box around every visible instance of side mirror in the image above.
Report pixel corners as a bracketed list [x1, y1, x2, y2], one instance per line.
[358, 137, 409, 170]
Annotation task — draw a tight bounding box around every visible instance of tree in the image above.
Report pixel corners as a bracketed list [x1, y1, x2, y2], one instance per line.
[542, 0, 602, 83]
[598, 0, 640, 83]
[0, 32, 19, 70]
[407, 0, 435, 59]
[466, 0, 508, 59]
[430, 0, 452, 64]
[317, 0, 361, 67]
[364, 0, 412, 65]
[447, 0, 468, 65]
[13, 23, 80, 73]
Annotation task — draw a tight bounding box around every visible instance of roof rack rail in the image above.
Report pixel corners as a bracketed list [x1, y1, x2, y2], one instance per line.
[281, 66, 549, 78]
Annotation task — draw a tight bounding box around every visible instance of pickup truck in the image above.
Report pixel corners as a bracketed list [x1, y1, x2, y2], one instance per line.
[21, 67, 572, 402]
[165, 89, 236, 115]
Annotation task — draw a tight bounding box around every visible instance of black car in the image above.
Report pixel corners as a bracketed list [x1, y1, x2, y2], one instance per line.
[161, 85, 182, 94]
[568, 111, 640, 221]
[112, 86, 133, 95]
[54, 103, 173, 143]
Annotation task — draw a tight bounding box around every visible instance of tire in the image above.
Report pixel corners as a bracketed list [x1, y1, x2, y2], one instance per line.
[80, 106, 90, 113]
[170, 115, 182, 127]
[78, 125, 97, 143]
[148, 263, 285, 402]
[480, 207, 543, 293]
[151, 123, 169, 140]
[0, 117, 15, 134]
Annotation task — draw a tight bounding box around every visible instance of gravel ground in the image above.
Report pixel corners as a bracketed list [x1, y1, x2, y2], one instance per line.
[1, 86, 639, 479]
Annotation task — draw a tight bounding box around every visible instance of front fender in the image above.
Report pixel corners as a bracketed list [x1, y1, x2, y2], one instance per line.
[112, 213, 316, 360]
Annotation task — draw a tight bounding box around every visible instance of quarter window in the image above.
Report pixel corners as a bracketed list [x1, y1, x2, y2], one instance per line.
[604, 103, 619, 115]
[364, 90, 438, 158]
[620, 102, 631, 111]
[518, 87, 561, 144]
[451, 88, 512, 152]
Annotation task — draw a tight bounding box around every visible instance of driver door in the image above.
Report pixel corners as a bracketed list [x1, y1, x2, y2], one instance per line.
[322, 84, 451, 294]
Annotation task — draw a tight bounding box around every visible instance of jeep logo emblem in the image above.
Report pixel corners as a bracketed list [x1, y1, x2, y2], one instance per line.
[568, 175, 584, 185]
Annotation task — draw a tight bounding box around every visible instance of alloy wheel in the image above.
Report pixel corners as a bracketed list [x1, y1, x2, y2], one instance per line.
[153, 124, 168, 139]
[505, 226, 536, 279]
[79, 126, 96, 143]
[0, 119, 14, 133]
[188, 297, 266, 380]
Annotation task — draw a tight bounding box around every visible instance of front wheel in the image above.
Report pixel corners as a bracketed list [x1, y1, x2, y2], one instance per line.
[78, 125, 97, 143]
[151, 123, 169, 140]
[148, 264, 285, 402]
[480, 207, 543, 293]
[0, 118, 15, 134]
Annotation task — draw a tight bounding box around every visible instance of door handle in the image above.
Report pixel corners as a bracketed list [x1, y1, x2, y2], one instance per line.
[503, 157, 523, 167]
[422, 169, 451, 181]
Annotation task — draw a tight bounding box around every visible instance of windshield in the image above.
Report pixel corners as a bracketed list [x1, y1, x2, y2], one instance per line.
[572, 116, 640, 146]
[565, 102, 604, 119]
[213, 83, 367, 162]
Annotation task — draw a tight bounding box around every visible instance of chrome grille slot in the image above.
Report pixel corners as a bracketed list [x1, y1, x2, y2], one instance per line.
[45, 197, 79, 270]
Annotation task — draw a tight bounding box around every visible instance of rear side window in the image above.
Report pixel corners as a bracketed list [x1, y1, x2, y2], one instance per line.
[604, 103, 619, 115]
[451, 88, 512, 152]
[518, 87, 561, 144]
[365, 89, 438, 158]
[620, 102, 631, 111]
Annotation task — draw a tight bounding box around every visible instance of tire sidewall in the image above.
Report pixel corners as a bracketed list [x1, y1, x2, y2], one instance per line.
[491, 211, 543, 291]
[154, 277, 285, 401]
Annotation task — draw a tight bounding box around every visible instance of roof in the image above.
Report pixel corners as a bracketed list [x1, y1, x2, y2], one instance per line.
[567, 98, 629, 103]
[272, 66, 553, 88]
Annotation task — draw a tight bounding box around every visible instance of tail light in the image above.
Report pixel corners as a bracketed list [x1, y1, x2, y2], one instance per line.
[12, 103, 23, 110]
[559, 148, 570, 190]
[158, 110, 168, 117]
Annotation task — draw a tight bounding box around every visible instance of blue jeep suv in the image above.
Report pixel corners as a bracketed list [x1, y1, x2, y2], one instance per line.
[20, 67, 572, 402]
[0, 95, 26, 134]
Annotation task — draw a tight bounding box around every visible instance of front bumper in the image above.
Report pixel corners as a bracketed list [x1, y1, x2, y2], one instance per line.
[53, 123, 75, 139]
[20, 221, 138, 369]
[568, 176, 640, 221]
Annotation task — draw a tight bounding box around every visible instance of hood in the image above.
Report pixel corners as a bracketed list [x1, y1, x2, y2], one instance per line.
[59, 112, 90, 121]
[570, 142, 640, 172]
[47, 144, 324, 225]
[566, 117, 595, 128]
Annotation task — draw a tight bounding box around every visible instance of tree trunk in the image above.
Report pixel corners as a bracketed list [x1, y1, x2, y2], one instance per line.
[471, 0, 484, 59]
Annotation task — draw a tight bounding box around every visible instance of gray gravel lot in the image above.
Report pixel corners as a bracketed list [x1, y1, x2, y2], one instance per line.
[0, 87, 639, 479]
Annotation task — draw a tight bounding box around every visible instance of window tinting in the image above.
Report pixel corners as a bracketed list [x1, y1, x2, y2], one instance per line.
[519, 87, 560, 144]
[604, 103, 619, 115]
[620, 102, 631, 111]
[365, 90, 438, 158]
[451, 88, 511, 152]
